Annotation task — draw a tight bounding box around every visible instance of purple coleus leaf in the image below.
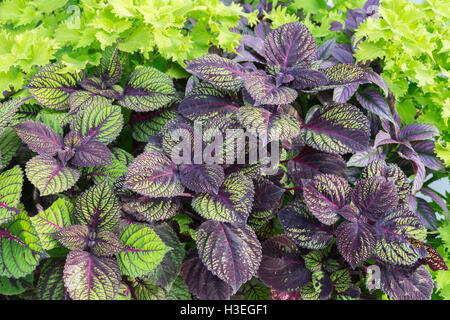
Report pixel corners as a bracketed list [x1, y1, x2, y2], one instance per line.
[278, 198, 334, 249]
[263, 22, 317, 69]
[415, 197, 437, 230]
[365, 69, 388, 97]
[378, 264, 433, 300]
[90, 231, 125, 257]
[300, 103, 370, 155]
[403, 140, 444, 171]
[409, 239, 448, 271]
[125, 150, 184, 198]
[399, 123, 440, 142]
[178, 82, 239, 121]
[186, 54, 247, 91]
[330, 45, 355, 65]
[316, 38, 336, 60]
[333, 83, 359, 103]
[63, 250, 121, 300]
[14, 120, 64, 156]
[121, 196, 181, 223]
[347, 147, 386, 167]
[179, 164, 224, 194]
[288, 68, 328, 90]
[53, 225, 90, 251]
[258, 235, 311, 292]
[71, 140, 112, 167]
[361, 160, 411, 203]
[351, 176, 399, 219]
[196, 221, 262, 293]
[336, 218, 376, 269]
[355, 88, 395, 123]
[287, 146, 347, 186]
[397, 147, 426, 193]
[180, 251, 233, 300]
[303, 174, 351, 225]
[244, 70, 298, 105]
[420, 187, 448, 219]
[374, 207, 426, 265]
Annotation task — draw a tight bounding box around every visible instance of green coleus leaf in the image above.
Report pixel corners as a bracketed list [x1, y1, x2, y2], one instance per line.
[125, 151, 184, 198]
[117, 223, 170, 277]
[85, 147, 133, 185]
[36, 258, 66, 300]
[311, 269, 333, 299]
[63, 250, 121, 300]
[73, 180, 120, 232]
[119, 66, 177, 112]
[25, 155, 80, 196]
[0, 127, 21, 169]
[144, 223, 185, 290]
[0, 274, 33, 296]
[25, 63, 85, 110]
[196, 221, 262, 293]
[300, 103, 370, 154]
[0, 166, 23, 225]
[191, 173, 254, 225]
[237, 105, 301, 143]
[90, 231, 125, 257]
[186, 54, 247, 91]
[166, 276, 191, 300]
[130, 107, 178, 142]
[0, 211, 47, 278]
[30, 198, 73, 250]
[98, 39, 125, 86]
[122, 196, 181, 223]
[0, 98, 26, 135]
[72, 96, 123, 145]
[132, 279, 166, 300]
[330, 269, 351, 294]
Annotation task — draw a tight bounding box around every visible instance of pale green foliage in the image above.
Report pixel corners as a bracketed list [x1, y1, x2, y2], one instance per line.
[353, 0, 450, 164]
[0, 0, 251, 98]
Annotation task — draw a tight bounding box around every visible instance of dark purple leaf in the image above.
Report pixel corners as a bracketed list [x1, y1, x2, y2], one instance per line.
[336, 220, 376, 269]
[352, 176, 399, 219]
[408, 140, 444, 171]
[420, 187, 448, 219]
[316, 39, 336, 60]
[288, 68, 328, 90]
[373, 130, 401, 148]
[179, 164, 224, 194]
[14, 120, 63, 156]
[303, 174, 351, 225]
[278, 198, 334, 249]
[415, 198, 437, 230]
[331, 46, 355, 65]
[329, 21, 343, 31]
[244, 70, 297, 105]
[287, 146, 347, 186]
[409, 239, 448, 271]
[333, 83, 359, 103]
[196, 221, 262, 292]
[71, 141, 112, 167]
[347, 147, 386, 167]
[356, 88, 395, 123]
[240, 35, 265, 58]
[90, 231, 125, 257]
[300, 103, 370, 155]
[365, 69, 388, 97]
[399, 123, 439, 142]
[186, 54, 247, 90]
[263, 22, 317, 69]
[180, 251, 233, 300]
[379, 264, 433, 300]
[258, 235, 311, 291]
[397, 147, 426, 192]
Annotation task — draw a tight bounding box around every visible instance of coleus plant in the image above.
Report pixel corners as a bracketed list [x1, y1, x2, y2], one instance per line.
[0, 19, 446, 300]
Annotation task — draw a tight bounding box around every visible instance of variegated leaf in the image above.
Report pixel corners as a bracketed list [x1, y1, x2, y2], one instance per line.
[36, 259, 66, 300]
[300, 103, 369, 154]
[26, 63, 84, 110]
[303, 174, 351, 225]
[53, 225, 89, 251]
[119, 66, 176, 112]
[191, 173, 254, 225]
[90, 231, 125, 257]
[278, 198, 334, 249]
[244, 70, 297, 105]
[186, 54, 246, 91]
[64, 250, 121, 300]
[0, 166, 22, 225]
[117, 224, 170, 277]
[26, 155, 80, 196]
[0, 98, 26, 135]
[122, 196, 181, 223]
[196, 221, 262, 292]
[14, 120, 64, 156]
[125, 151, 184, 198]
[179, 164, 225, 194]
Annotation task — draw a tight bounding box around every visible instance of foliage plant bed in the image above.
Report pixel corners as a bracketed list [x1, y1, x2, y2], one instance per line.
[0, 0, 448, 301]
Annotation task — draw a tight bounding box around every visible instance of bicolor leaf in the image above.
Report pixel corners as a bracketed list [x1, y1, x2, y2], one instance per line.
[399, 123, 439, 142]
[26, 63, 84, 110]
[303, 174, 351, 225]
[300, 103, 370, 154]
[73, 180, 120, 232]
[278, 198, 334, 249]
[191, 173, 254, 225]
[0, 274, 33, 296]
[71, 141, 112, 167]
[30, 198, 73, 250]
[119, 66, 176, 112]
[244, 70, 297, 105]
[122, 196, 181, 223]
[186, 54, 246, 91]
[125, 151, 184, 198]
[117, 224, 170, 277]
[36, 259, 66, 300]
[14, 120, 63, 156]
[0, 98, 26, 135]
[355, 88, 394, 123]
[98, 39, 125, 85]
[0, 166, 23, 225]
[90, 231, 125, 257]
[179, 164, 225, 194]
[0, 127, 21, 169]
[26, 155, 80, 196]
[53, 225, 89, 251]
[196, 221, 262, 292]
[64, 250, 121, 300]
